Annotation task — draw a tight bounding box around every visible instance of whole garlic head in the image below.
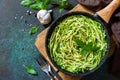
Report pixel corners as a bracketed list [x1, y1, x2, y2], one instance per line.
[37, 10, 52, 25]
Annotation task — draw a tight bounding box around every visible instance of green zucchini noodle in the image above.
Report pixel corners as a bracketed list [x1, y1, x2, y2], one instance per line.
[48, 15, 107, 73]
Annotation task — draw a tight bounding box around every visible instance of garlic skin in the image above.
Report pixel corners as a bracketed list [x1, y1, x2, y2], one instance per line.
[37, 10, 52, 25]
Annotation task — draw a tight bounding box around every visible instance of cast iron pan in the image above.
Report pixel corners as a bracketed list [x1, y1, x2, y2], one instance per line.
[45, 0, 120, 76]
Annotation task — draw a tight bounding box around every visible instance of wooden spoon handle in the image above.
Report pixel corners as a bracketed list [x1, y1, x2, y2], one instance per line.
[96, 0, 120, 23]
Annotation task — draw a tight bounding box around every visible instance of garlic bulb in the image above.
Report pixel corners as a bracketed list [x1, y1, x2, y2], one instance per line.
[37, 10, 52, 25]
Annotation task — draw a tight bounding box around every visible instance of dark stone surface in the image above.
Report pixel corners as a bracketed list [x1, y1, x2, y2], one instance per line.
[0, 0, 77, 80]
[0, 0, 48, 80]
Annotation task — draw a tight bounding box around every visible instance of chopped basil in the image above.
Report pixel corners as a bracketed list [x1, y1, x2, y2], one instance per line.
[24, 65, 38, 75]
[29, 26, 39, 35]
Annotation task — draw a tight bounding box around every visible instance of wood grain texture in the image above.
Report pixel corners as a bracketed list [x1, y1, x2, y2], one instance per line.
[96, 0, 120, 23]
[35, 4, 117, 80]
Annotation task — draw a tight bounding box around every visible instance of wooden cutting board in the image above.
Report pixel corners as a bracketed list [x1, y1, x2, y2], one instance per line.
[35, 4, 117, 80]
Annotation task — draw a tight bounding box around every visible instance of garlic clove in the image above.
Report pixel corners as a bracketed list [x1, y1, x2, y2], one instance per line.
[39, 14, 51, 24]
[42, 13, 51, 20]
[48, 10, 52, 13]
[39, 18, 47, 24]
[39, 18, 50, 24]
[37, 10, 48, 19]
[37, 10, 52, 25]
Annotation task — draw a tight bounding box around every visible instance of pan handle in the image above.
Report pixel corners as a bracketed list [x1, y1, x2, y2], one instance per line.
[96, 0, 120, 23]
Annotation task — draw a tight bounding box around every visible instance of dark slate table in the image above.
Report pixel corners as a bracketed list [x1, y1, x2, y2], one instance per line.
[0, 0, 119, 80]
[0, 0, 49, 80]
[0, 0, 76, 80]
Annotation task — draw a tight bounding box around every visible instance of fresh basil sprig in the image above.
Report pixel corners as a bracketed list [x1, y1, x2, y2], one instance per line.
[20, 0, 73, 12]
[74, 38, 100, 55]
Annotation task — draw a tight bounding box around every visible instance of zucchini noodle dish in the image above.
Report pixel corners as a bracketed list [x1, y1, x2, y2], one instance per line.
[48, 15, 107, 73]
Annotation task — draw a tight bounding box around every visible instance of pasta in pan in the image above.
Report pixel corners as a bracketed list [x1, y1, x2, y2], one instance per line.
[48, 15, 107, 73]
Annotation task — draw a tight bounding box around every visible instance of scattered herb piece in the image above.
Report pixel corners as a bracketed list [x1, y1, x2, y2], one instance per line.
[24, 65, 38, 75]
[29, 26, 39, 35]
[20, 0, 33, 7]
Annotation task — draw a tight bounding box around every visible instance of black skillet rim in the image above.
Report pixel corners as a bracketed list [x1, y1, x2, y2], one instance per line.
[45, 11, 110, 76]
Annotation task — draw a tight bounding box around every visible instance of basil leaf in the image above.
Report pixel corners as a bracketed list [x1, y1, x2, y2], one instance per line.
[44, 0, 50, 5]
[80, 49, 87, 55]
[91, 45, 100, 52]
[24, 66, 38, 75]
[36, 0, 41, 3]
[64, 3, 73, 10]
[30, 3, 46, 10]
[59, 8, 64, 13]
[29, 26, 39, 35]
[74, 38, 85, 47]
[61, 0, 66, 7]
[85, 42, 93, 50]
[20, 0, 33, 7]
[20, 0, 73, 12]
[79, 42, 100, 55]
[58, 0, 66, 13]
[85, 42, 100, 52]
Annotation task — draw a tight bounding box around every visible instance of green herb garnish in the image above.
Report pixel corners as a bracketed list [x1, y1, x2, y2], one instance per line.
[24, 65, 38, 75]
[74, 39, 100, 55]
[20, 0, 73, 12]
[29, 26, 39, 35]
[20, 0, 33, 7]
[74, 38, 85, 47]
[58, 0, 73, 12]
